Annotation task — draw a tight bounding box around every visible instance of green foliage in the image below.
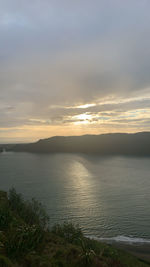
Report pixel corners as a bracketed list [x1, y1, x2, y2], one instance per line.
[0, 188, 50, 260]
[5, 224, 44, 259]
[8, 188, 49, 229]
[24, 253, 51, 267]
[0, 189, 149, 267]
[0, 204, 12, 230]
[79, 238, 96, 266]
[0, 255, 13, 267]
[52, 222, 83, 244]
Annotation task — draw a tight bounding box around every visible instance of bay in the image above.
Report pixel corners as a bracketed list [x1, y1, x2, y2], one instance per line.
[0, 152, 150, 242]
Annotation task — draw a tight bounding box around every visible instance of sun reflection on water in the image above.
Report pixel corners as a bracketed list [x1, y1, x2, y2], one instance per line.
[66, 159, 101, 219]
[70, 161, 91, 189]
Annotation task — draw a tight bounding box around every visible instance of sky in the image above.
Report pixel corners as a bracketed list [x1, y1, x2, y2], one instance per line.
[1, 0, 150, 143]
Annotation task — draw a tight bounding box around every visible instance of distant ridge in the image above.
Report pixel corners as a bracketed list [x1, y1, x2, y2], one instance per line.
[5, 132, 150, 156]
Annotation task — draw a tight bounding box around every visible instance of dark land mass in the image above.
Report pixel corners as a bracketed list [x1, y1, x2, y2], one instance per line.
[3, 132, 150, 156]
[0, 144, 15, 152]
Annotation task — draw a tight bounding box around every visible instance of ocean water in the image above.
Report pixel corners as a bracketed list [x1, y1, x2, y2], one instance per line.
[0, 151, 150, 244]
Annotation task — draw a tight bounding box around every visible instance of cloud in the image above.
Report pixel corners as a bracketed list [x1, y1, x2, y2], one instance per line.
[0, 0, 150, 141]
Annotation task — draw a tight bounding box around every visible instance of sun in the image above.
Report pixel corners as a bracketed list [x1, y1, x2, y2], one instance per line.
[73, 113, 92, 124]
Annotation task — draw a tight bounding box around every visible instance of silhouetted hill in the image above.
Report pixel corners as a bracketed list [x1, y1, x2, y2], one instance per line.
[6, 132, 150, 156]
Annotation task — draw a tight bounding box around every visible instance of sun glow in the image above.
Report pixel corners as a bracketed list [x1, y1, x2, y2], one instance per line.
[76, 103, 96, 109]
[73, 113, 92, 124]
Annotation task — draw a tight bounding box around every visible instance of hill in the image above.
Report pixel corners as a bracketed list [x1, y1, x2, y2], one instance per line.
[6, 132, 150, 156]
[0, 189, 150, 267]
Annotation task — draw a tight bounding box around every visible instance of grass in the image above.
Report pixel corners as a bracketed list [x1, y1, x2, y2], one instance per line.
[0, 189, 149, 266]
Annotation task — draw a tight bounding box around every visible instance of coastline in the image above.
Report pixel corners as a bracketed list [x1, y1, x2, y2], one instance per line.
[113, 242, 150, 262]
[87, 236, 150, 262]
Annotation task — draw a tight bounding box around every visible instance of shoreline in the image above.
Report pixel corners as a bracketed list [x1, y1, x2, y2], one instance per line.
[109, 242, 150, 262]
[87, 236, 150, 262]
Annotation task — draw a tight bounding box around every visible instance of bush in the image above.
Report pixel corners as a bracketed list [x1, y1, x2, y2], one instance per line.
[8, 188, 49, 229]
[0, 204, 12, 231]
[52, 222, 83, 244]
[79, 238, 96, 266]
[5, 224, 44, 259]
[0, 255, 13, 267]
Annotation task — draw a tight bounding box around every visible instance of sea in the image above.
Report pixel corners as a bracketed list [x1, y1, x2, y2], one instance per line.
[0, 151, 150, 245]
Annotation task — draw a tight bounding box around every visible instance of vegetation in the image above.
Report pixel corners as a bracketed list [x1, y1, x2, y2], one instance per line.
[0, 189, 149, 266]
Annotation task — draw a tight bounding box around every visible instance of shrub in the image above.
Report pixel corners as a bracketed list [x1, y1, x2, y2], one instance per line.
[5, 224, 44, 259]
[0, 255, 13, 267]
[8, 188, 49, 229]
[52, 222, 83, 244]
[0, 204, 12, 231]
[79, 238, 96, 266]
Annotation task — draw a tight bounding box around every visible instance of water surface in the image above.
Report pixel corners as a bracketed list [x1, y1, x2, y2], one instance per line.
[0, 152, 150, 242]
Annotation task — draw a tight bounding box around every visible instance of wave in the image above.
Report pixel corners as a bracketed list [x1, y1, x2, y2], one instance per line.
[87, 235, 150, 244]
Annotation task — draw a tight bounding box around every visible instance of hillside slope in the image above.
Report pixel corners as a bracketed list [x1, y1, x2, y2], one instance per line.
[0, 189, 150, 266]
